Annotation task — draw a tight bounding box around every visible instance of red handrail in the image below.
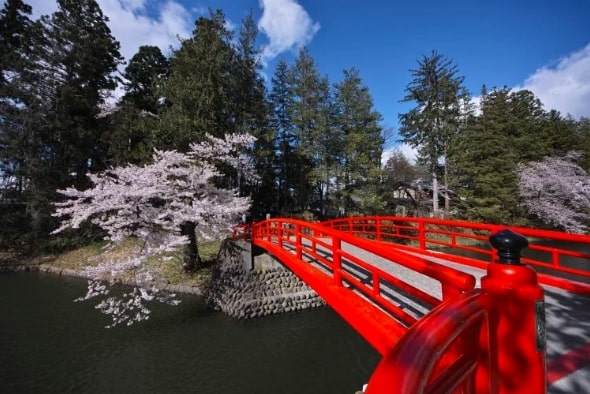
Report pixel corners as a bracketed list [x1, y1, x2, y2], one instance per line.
[253, 218, 475, 298]
[250, 218, 476, 355]
[365, 291, 492, 393]
[240, 219, 548, 393]
[322, 216, 590, 294]
[365, 240, 547, 393]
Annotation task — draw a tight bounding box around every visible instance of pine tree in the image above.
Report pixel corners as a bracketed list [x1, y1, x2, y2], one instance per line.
[156, 9, 234, 151]
[39, 0, 123, 187]
[104, 45, 170, 167]
[122, 45, 169, 114]
[290, 48, 334, 213]
[451, 87, 520, 223]
[269, 59, 296, 213]
[451, 87, 581, 224]
[398, 51, 470, 216]
[231, 12, 272, 207]
[333, 67, 384, 214]
[0, 0, 37, 187]
[0, 0, 42, 246]
[0, 0, 33, 89]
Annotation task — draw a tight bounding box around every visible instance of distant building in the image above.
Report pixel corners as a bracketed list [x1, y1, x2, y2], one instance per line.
[388, 179, 454, 217]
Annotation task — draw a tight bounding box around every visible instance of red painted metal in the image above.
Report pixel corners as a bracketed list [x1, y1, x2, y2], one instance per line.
[321, 216, 590, 295]
[249, 218, 476, 355]
[365, 291, 492, 393]
[233, 216, 581, 392]
[480, 260, 547, 393]
[365, 243, 547, 393]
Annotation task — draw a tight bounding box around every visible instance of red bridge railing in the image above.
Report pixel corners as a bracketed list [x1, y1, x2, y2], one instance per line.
[321, 216, 590, 295]
[366, 229, 546, 393]
[249, 218, 475, 355]
[236, 217, 558, 393]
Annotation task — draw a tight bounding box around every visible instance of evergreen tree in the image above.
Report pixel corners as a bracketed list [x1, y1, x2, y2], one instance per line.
[269, 59, 297, 213]
[333, 67, 384, 214]
[104, 45, 170, 166]
[576, 117, 590, 170]
[156, 9, 234, 151]
[398, 51, 470, 216]
[0, 0, 33, 89]
[290, 48, 334, 213]
[0, 0, 37, 189]
[29, 0, 123, 237]
[0, 0, 42, 246]
[39, 0, 123, 186]
[451, 87, 520, 223]
[451, 87, 581, 224]
[231, 12, 272, 210]
[122, 45, 169, 114]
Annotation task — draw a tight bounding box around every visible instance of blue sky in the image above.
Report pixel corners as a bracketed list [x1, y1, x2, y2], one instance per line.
[23, 0, 590, 159]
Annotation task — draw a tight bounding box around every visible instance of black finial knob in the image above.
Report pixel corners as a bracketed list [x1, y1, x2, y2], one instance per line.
[489, 229, 528, 265]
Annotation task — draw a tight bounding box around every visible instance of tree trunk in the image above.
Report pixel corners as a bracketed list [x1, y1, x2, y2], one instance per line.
[444, 144, 450, 216]
[181, 221, 200, 272]
[432, 172, 439, 215]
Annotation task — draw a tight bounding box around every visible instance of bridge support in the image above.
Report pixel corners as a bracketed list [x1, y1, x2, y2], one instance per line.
[206, 239, 325, 318]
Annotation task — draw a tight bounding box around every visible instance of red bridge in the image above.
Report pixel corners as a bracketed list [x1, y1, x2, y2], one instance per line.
[234, 216, 590, 393]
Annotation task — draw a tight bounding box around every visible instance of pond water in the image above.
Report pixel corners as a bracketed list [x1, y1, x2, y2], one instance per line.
[0, 272, 380, 394]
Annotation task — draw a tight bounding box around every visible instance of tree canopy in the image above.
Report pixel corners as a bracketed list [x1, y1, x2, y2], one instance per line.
[2, 0, 590, 259]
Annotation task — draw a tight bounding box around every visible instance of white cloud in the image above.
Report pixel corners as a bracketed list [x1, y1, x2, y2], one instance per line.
[516, 43, 590, 119]
[118, 0, 146, 12]
[26, 0, 194, 62]
[257, 0, 320, 64]
[381, 144, 418, 166]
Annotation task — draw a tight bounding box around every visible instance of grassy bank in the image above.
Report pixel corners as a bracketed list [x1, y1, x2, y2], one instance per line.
[1, 238, 224, 291]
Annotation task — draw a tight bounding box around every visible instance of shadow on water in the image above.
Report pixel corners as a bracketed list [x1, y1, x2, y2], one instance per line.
[0, 272, 380, 394]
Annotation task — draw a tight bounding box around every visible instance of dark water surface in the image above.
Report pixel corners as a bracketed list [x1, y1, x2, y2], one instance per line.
[0, 272, 380, 394]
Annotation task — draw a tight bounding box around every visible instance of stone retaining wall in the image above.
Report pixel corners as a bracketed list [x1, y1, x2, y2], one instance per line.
[206, 238, 325, 318]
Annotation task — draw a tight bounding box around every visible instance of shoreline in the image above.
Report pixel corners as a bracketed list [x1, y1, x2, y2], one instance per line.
[0, 261, 206, 296]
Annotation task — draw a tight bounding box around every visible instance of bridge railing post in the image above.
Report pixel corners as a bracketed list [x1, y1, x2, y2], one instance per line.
[418, 219, 426, 250]
[483, 229, 547, 394]
[295, 223, 302, 260]
[333, 235, 342, 286]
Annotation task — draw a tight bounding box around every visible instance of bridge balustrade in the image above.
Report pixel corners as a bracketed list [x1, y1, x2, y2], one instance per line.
[365, 230, 546, 393]
[250, 218, 475, 355]
[237, 218, 553, 393]
[321, 216, 590, 294]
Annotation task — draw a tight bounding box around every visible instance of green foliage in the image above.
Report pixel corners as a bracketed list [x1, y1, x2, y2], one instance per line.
[122, 45, 169, 114]
[398, 51, 470, 215]
[289, 48, 334, 212]
[102, 46, 170, 167]
[39, 0, 123, 187]
[1, 0, 123, 245]
[101, 101, 158, 167]
[333, 67, 385, 214]
[577, 117, 590, 170]
[450, 87, 580, 225]
[155, 9, 235, 151]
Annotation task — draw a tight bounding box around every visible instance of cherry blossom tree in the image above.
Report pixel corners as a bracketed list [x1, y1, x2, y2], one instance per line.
[52, 133, 256, 327]
[516, 152, 590, 234]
